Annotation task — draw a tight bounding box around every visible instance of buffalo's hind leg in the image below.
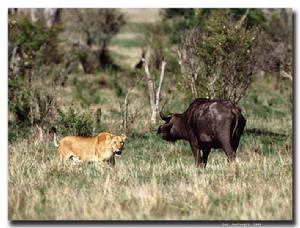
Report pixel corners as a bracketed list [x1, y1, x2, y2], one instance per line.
[219, 131, 236, 163]
[223, 143, 236, 163]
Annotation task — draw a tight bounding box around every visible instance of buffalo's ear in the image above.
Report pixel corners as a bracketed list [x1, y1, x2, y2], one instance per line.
[165, 122, 173, 131]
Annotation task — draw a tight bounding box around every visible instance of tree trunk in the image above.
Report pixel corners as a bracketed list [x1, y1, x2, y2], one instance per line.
[143, 58, 167, 125]
[43, 8, 61, 27]
[30, 8, 39, 23]
[98, 43, 112, 68]
[10, 46, 20, 78]
[143, 59, 156, 124]
[154, 59, 167, 117]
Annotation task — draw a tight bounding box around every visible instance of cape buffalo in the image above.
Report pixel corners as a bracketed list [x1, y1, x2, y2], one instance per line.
[157, 98, 246, 168]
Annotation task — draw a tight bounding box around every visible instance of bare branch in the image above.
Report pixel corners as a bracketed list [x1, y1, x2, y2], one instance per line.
[155, 58, 167, 114]
[237, 9, 250, 29]
[142, 58, 157, 123]
[281, 70, 293, 81]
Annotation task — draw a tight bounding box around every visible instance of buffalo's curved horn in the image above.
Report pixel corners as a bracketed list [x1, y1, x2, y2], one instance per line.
[159, 109, 171, 121]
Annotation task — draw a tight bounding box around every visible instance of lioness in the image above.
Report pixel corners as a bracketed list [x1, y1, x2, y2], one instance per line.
[54, 132, 126, 165]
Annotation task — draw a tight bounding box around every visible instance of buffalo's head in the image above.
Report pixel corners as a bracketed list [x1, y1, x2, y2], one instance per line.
[157, 109, 184, 142]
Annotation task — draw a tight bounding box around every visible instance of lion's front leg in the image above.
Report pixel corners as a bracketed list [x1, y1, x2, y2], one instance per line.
[107, 156, 115, 166]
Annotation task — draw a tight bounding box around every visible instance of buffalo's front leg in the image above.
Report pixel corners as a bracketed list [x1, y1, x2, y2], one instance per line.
[198, 148, 211, 168]
[190, 142, 201, 167]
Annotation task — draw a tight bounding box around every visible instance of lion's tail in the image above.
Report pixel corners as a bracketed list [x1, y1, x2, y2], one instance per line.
[54, 132, 59, 147]
[51, 127, 59, 147]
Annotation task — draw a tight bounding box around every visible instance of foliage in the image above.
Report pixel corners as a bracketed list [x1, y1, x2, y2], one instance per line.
[161, 9, 265, 45]
[161, 9, 200, 44]
[8, 15, 65, 141]
[230, 9, 266, 28]
[54, 108, 102, 136]
[75, 48, 100, 74]
[8, 78, 31, 124]
[8, 123, 30, 143]
[8, 16, 62, 75]
[178, 10, 259, 104]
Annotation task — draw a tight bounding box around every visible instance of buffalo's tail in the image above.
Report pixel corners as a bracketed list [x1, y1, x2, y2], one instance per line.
[231, 108, 241, 139]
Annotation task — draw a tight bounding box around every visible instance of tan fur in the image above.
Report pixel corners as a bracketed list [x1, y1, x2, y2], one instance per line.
[55, 132, 126, 164]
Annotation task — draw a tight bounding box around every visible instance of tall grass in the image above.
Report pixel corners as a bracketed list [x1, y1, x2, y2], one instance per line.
[8, 119, 292, 220]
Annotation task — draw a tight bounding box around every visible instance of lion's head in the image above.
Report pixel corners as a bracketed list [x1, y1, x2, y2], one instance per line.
[97, 133, 127, 160]
[108, 134, 126, 156]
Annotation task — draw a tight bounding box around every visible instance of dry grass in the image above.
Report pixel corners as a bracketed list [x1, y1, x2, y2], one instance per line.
[8, 124, 292, 220]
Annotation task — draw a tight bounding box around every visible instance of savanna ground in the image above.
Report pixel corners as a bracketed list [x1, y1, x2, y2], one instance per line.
[8, 9, 293, 221]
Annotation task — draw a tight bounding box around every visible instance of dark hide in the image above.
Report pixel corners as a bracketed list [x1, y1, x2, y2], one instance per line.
[157, 98, 246, 168]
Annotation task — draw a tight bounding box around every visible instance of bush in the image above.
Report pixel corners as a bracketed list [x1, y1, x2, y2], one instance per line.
[76, 48, 100, 74]
[8, 123, 30, 143]
[178, 10, 259, 104]
[8, 78, 31, 125]
[8, 16, 62, 75]
[8, 15, 75, 142]
[54, 108, 104, 136]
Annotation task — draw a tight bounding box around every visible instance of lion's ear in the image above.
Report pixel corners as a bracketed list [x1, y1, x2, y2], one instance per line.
[97, 133, 106, 142]
[121, 134, 126, 141]
[98, 133, 112, 143]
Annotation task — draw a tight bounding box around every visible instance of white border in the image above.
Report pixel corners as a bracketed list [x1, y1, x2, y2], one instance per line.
[1, 1, 298, 228]
[3, 0, 299, 8]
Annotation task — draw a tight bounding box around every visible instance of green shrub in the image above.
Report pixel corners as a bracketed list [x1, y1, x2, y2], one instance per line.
[8, 122, 30, 143]
[76, 49, 99, 74]
[73, 76, 107, 107]
[8, 78, 31, 125]
[8, 15, 64, 142]
[54, 108, 104, 136]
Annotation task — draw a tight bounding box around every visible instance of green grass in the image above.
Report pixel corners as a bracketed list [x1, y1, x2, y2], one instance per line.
[111, 38, 143, 48]
[8, 126, 292, 220]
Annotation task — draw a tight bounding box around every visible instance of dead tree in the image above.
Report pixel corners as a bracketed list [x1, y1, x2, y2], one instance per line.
[43, 8, 61, 27]
[281, 70, 292, 81]
[30, 8, 61, 27]
[142, 57, 167, 124]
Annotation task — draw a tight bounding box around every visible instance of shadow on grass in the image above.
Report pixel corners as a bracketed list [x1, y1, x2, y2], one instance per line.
[244, 128, 287, 138]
